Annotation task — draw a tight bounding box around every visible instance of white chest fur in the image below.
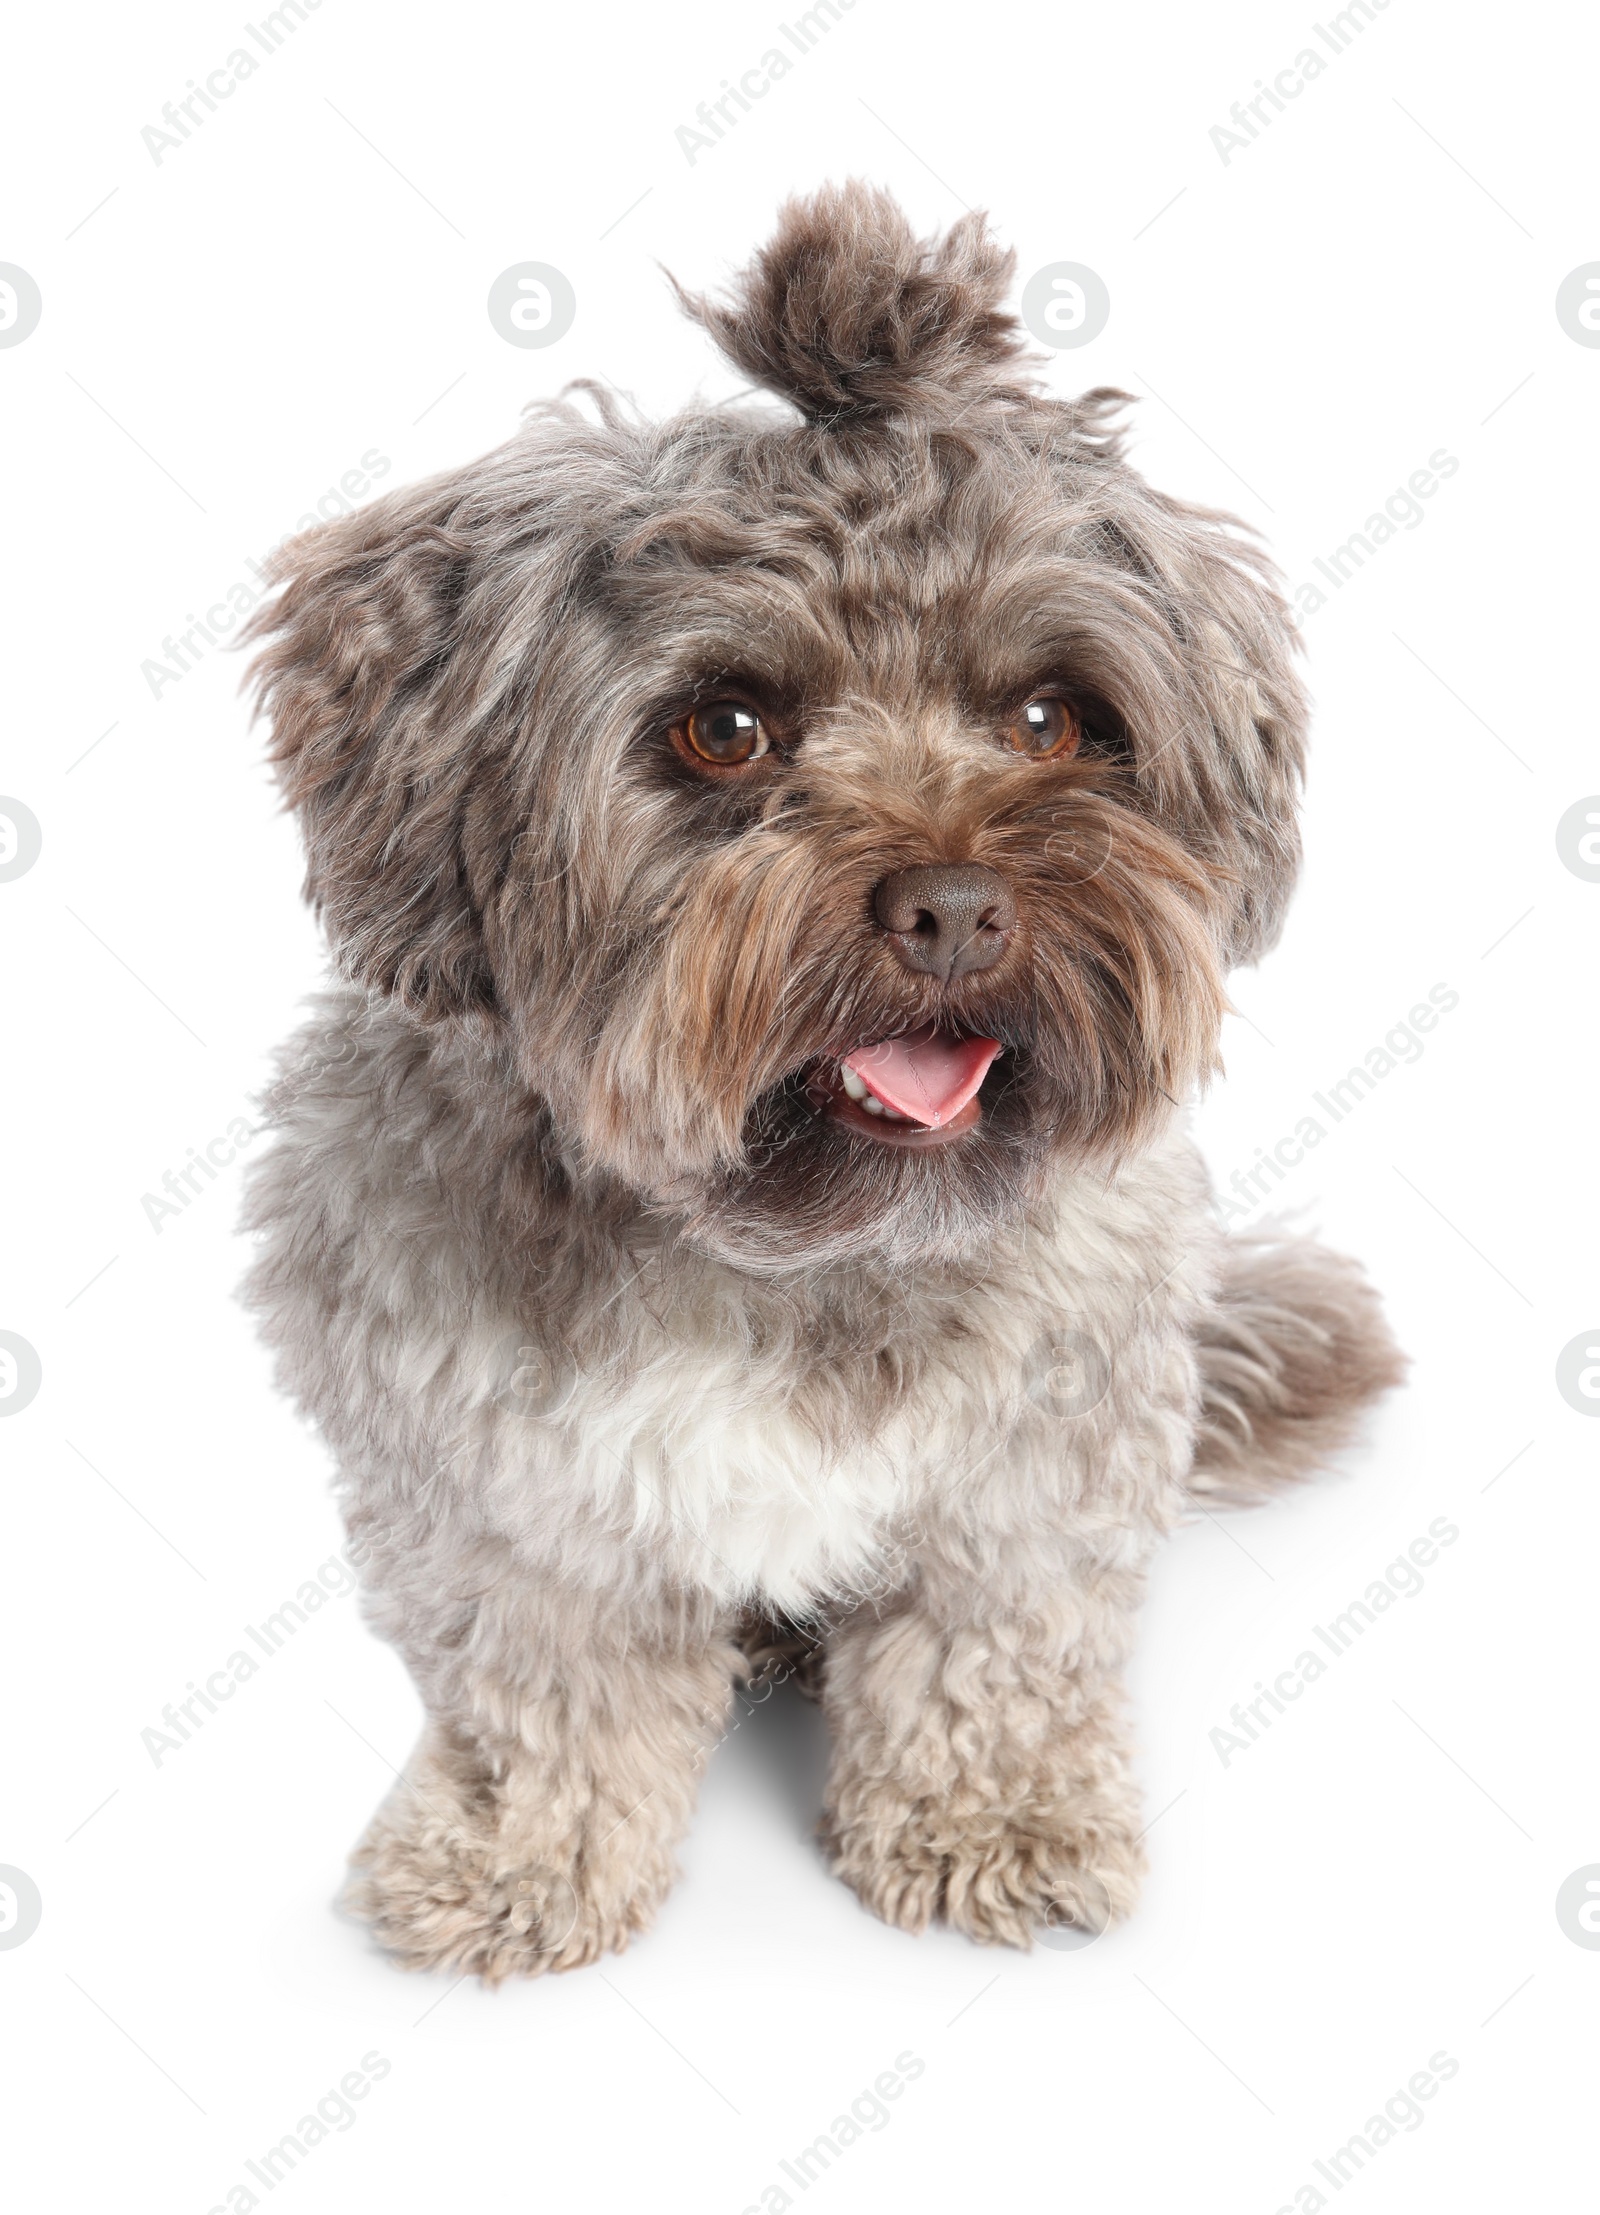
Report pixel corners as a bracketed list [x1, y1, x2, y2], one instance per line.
[445, 1143, 1206, 1614]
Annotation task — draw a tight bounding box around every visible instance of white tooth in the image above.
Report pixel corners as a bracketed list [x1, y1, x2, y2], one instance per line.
[841, 1067, 867, 1101]
[862, 1095, 884, 1115]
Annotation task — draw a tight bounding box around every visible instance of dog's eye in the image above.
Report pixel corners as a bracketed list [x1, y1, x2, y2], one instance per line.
[678, 700, 770, 767]
[1004, 697, 1081, 759]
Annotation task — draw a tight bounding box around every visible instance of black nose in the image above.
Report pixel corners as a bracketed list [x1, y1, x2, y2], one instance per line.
[872, 864, 1018, 981]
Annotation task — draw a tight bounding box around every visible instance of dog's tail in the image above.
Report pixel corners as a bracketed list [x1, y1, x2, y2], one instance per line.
[1186, 1229, 1405, 1507]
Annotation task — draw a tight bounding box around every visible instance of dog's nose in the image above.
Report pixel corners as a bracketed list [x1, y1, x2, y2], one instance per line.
[872, 864, 1017, 981]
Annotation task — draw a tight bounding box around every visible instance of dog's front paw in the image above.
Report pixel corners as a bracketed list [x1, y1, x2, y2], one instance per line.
[823, 1789, 1145, 1950]
[344, 1770, 675, 1983]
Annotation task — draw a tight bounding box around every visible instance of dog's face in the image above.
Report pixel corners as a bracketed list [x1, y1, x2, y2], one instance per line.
[249, 186, 1306, 1270]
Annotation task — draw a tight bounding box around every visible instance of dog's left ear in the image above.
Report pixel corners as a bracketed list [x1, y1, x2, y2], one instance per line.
[243, 468, 513, 1021]
[1087, 464, 1309, 969]
[1168, 509, 1308, 969]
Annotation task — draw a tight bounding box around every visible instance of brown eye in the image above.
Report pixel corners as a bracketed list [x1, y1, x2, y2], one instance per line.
[1005, 697, 1081, 759]
[679, 700, 769, 767]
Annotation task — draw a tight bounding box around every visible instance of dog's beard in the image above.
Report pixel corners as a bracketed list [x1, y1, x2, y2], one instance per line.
[523, 781, 1229, 1275]
[674, 1042, 1053, 1271]
[670, 983, 1205, 1274]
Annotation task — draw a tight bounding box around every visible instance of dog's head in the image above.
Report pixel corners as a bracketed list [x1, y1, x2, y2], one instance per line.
[247, 184, 1306, 1270]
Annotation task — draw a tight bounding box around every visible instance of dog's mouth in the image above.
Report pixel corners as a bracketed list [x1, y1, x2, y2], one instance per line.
[807, 1023, 1003, 1148]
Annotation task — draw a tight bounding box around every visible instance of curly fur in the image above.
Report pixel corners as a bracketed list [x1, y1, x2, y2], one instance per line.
[670, 179, 1037, 422]
[241, 183, 1401, 1975]
[1187, 1229, 1407, 1506]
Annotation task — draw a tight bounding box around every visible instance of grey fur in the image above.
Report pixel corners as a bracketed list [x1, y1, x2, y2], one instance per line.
[241, 185, 1401, 1974]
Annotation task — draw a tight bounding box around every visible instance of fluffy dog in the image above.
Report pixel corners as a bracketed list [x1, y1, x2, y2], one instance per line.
[242, 183, 1401, 1977]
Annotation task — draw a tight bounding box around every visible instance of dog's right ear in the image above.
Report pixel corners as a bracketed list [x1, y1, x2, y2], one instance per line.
[243, 473, 503, 1020]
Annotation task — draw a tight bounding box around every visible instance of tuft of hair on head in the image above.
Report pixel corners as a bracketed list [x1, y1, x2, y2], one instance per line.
[670, 179, 1041, 425]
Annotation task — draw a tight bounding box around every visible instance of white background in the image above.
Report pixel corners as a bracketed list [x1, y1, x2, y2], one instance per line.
[2, 0, 1595, 2208]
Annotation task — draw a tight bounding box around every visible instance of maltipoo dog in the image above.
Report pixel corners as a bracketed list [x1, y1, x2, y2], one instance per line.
[243, 183, 1401, 1978]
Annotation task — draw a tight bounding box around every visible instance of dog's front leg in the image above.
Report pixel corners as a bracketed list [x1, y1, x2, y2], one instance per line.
[819, 1537, 1150, 1948]
[344, 1574, 739, 1982]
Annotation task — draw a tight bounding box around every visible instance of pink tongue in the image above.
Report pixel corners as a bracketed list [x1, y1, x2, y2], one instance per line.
[843, 1024, 1002, 1128]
